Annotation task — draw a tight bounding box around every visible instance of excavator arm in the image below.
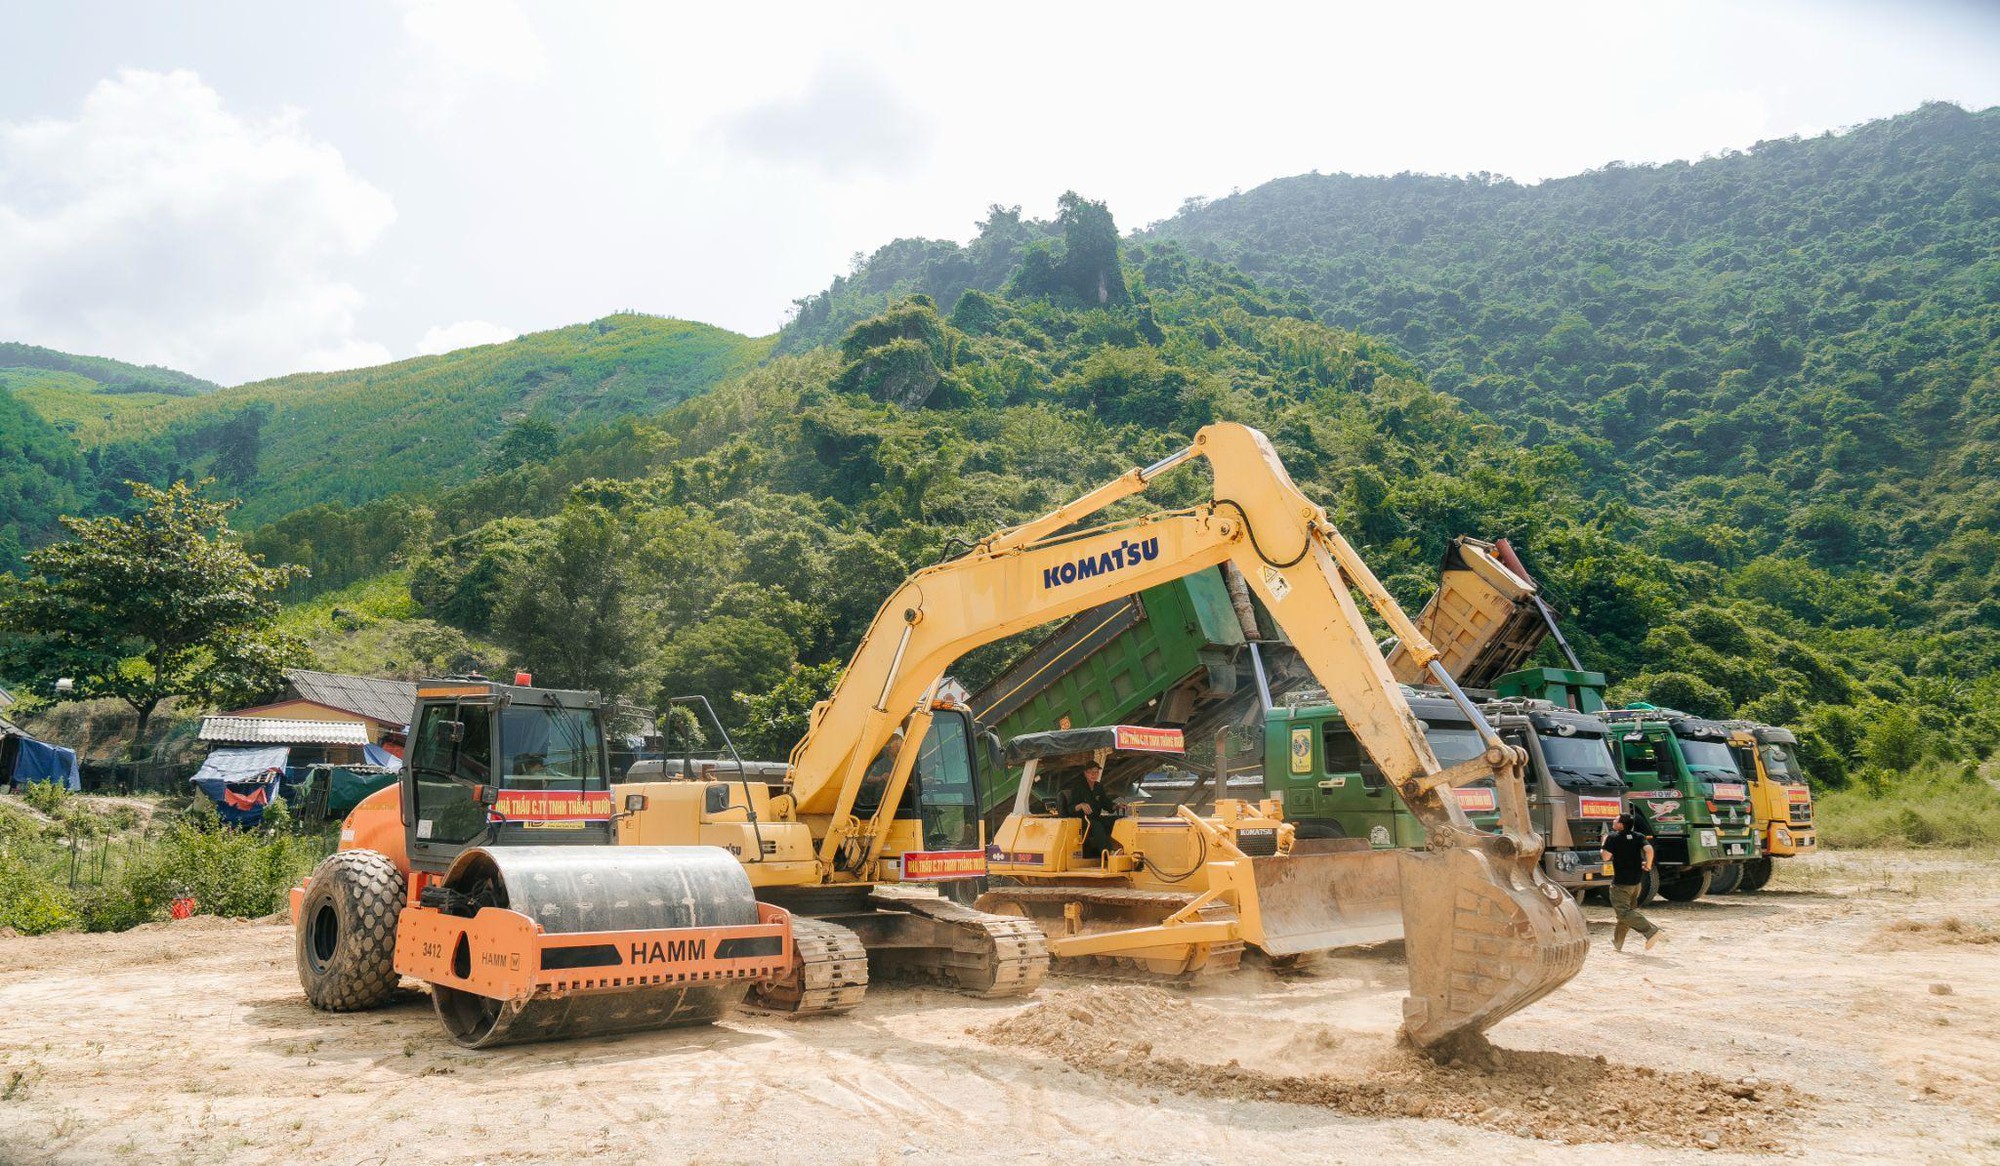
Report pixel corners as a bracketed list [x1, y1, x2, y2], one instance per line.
[785, 424, 1587, 1050]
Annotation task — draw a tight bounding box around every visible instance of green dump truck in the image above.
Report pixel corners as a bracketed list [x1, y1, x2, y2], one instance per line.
[1602, 704, 1756, 900]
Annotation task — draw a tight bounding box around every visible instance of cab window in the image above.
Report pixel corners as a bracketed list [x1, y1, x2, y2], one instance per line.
[412, 702, 491, 846]
[914, 722, 978, 849]
[1322, 725, 1384, 791]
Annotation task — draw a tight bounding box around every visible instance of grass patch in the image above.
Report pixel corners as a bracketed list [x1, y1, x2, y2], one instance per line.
[277, 571, 506, 679]
[0, 786, 332, 935]
[1814, 760, 2000, 848]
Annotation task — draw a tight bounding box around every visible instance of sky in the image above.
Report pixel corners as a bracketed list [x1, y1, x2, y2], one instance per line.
[0, 1, 1996, 386]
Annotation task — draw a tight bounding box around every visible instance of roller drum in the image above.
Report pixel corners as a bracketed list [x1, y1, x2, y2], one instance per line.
[431, 846, 757, 1048]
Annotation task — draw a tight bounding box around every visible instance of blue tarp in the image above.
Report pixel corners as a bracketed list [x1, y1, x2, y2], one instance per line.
[191, 746, 289, 826]
[10, 736, 80, 791]
[362, 743, 403, 771]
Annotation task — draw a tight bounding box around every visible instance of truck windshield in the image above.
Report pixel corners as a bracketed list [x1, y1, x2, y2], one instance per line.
[1537, 733, 1620, 785]
[1676, 738, 1740, 776]
[501, 705, 606, 788]
[1425, 726, 1488, 767]
[1760, 744, 1805, 784]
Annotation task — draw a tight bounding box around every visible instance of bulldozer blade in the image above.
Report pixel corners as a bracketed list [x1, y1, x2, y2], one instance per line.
[1247, 842, 1406, 956]
[1395, 846, 1590, 1054]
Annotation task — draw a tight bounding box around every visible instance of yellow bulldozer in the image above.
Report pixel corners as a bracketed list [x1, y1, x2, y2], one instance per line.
[293, 422, 1586, 1054]
[977, 723, 1407, 981]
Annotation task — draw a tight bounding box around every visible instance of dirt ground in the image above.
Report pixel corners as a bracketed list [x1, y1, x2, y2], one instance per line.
[1, 850, 1996, 1165]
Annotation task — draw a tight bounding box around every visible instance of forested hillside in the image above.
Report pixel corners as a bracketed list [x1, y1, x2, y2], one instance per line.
[4, 105, 1995, 795]
[0, 345, 219, 568]
[1147, 103, 2000, 619]
[0, 315, 772, 564]
[191, 181, 2000, 786]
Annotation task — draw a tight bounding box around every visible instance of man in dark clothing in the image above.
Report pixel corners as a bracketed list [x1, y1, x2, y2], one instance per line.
[1064, 762, 1120, 859]
[1600, 813, 1664, 952]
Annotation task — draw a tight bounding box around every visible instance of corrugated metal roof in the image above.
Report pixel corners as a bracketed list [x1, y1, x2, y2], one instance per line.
[199, 716, 371, 746]
[283, 669, 416, 728]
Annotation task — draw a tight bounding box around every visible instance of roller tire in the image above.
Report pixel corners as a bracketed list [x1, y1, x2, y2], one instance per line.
[297, 849, 405, 1012]
[1659, 869, 1711, 902]
[1738, 856, 1775, 893]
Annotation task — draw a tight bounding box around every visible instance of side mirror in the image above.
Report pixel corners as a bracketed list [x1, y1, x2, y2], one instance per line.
[624, 793, 648, 814]
[477, 784, 499, 808]
[443, 720, 466, 744]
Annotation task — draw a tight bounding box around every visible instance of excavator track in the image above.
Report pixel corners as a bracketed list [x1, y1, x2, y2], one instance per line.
[868, 887, 1050, 998]
[975, 885, 1244, 984]
[748, 917, 870, 1016]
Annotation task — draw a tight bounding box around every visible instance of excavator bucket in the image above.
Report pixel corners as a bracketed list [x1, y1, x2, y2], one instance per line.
[1395, 846, 1590, 1053]
[1246, 841, 1405, 955]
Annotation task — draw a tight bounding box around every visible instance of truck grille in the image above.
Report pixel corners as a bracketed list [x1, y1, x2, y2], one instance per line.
[1789, 806, 1813, 824]
[1567, 820, 1608, 849]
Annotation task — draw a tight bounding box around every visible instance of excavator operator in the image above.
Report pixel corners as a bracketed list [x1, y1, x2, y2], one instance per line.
[1062, 763, 1120, 858]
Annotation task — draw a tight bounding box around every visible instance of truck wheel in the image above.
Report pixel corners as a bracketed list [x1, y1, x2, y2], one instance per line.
[297, 849, 405, 1012]
[1708, 864, 1744, 895]
[1738, 857, 1774, 892]
[1634, 867, 1659, 908]
[1659, 870, 1711, 902]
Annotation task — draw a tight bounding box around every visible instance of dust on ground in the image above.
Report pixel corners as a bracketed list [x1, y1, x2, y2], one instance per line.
[977, 986, 1802, 1151]
[1, 848, 1997, 1165]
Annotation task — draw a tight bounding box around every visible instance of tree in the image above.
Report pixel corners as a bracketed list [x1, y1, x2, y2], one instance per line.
[656, 616, 798, 731]
[734, 660, 842, 758]
[491, 502, 642, 698]
[0, 481, 307, 752]
[487, 416, 560, 473]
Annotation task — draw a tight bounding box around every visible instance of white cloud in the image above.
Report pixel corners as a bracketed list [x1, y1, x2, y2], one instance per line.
[416, 319, 514, 355]
[0, 69, 395, 384]
[400, 0, 547, 82]
[714, 57, 934, 180]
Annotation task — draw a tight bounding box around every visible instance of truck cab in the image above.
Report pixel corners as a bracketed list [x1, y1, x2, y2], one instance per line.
[1263, 689, 1501, 848]
[1725, 721, 1816, 888]
[1481, 698, 1624, 893]
[1605, 705, 1756, 900]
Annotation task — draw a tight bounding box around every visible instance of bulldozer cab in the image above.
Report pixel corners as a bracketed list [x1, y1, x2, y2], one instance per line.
[988, 725, 1187, 875]
[403, 680, 616, 873]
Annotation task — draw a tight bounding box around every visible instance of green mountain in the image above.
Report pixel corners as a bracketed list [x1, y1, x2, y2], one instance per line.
[0, 315, 773, 556]
[5, 105, 1995, 794]
[219, 180, 1999, 786]
[0, 345, 220, 565]
[1145, 103, 2000, 603]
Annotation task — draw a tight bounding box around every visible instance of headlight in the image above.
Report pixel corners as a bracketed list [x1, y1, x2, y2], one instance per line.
[1775, 827, 1791, 845]
[1699, 830, 1718, 847]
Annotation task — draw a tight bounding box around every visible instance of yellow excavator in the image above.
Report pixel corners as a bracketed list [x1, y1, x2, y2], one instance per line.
[713, 422, 1588, 1050]
[297, 422, 1585, 1053]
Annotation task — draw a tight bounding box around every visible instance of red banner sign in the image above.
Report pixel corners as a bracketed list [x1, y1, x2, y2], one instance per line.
[1451, 787, 1498, 813]
[1113, 725, 1185, 754]
[1710, 783, 1747, 801]
[900, 850, 987, 881]
[491, 790, 614, 821]
[1786, 786, 1812, 804]
[1578, 796, 1622, 820]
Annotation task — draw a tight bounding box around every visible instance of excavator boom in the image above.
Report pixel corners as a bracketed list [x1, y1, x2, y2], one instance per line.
[785, 424, 1588, 1050]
